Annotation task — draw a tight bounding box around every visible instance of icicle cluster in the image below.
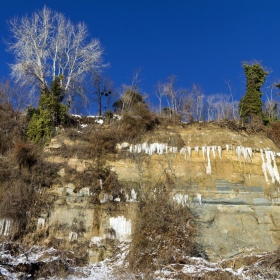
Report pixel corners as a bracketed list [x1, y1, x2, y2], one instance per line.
[109, 216, 132, 241]
[235, 146, 253, 162]
[0, 219, 12, 236]
[173, 193, 189, 206]
[124, 142, 280, 181]
[260, 149, 280, 183]
[126, 189, 137, 202]
[69, 231, 78, 241]
[129, 143, 169, 155]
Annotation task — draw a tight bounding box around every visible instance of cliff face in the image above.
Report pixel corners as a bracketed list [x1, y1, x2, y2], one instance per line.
[107, 123, 280, 260]
[1, 122, 280, 262]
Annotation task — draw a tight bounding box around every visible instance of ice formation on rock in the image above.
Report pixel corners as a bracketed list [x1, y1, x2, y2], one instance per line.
[260, 150, 280, 184]
[130, 189, 137, 202]
[187, 146, 192, 157]
[37, 218, 45, 229]
[124, 142, 280, 181]
[91, 236, 102, 246]
[109, 216, 132, 241]
[212, 146, 216, 159]
[260, 149, 269, 183]
[226, 144, 229, 153]
[69, 231, 78, 241]
[180, 148, 187, 160]
[4, 220, 11, 236]
[79, 187, 90, 196]
[236, 146, 241, 161]
[202, 146, 206, 159]
[0, 219, 12, 236]
[100, 193, 113, 203]
[217, 146, 222, 158]
[197, 193, 202, 207]
[247, 148, 253, 161]
[206, 146, 211, 175]
[173, 193, 189, 206]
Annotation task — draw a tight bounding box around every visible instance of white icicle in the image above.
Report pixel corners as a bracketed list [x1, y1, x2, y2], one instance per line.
[150, 143, 155, 155]
[187, 146, 191, 157]
[3, 220, 11, 236]
[241, 146, 247, 162]
[271, 151, 280, 183]
[129, 145, 132, 153]
[247, 147, 253, 161]
[265, 151, 275, 183]
[206, 146, 211, 174]
[202, 146, 206, 159]
[133, 144, 137, 153]
[217, 146, 222, 158]
[180, 148, 187, 160]
[226, 144, 229, 153]
[160, 143, 165, 154]
[260, 149, 269, 183]
[212, 146, 216, 159]
[0, 219, 5, 235]
[37, 218, 45, 228]
[197, 193, 202, 207]
[236, 146, 241, 161]
[195, 146, 199, 155]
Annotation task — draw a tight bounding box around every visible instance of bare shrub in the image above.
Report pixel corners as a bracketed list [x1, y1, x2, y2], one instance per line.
[118, 104, 159, 141]
[245, 115, 266, 133]
[14, 142, 38, 170]
[0, 103, 27, 155]
[267, 122, 280, 149]
[127, 184, 196, 274]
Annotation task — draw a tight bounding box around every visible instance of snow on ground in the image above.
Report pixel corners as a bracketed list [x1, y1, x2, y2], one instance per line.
[0, 242, 279, 279]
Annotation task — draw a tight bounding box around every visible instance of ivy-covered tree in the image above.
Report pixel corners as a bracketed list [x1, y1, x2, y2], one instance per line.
[239, 63, 268, 121]
[27, 77, 68, 144]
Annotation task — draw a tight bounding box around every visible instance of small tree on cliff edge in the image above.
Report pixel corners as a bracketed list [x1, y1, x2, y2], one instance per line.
[239, 62, 268, 123]
[27, 77, 68, 144]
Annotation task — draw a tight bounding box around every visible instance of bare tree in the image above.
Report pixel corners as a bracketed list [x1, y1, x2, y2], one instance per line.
[90, 73, 113, 116]
[191, 84, 204, 121]
[165, 75, 178, 117]
[6, 6, 106, 107]
[206, 94, 215, 122]
[155, 81, 168, 115]
[263, 84, 279, 122]
[0, 79, 35, 111]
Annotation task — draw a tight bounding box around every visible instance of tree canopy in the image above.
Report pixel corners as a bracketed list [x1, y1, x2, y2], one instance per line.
[239, 63, 268, 120]
[6, 6, 105, 106]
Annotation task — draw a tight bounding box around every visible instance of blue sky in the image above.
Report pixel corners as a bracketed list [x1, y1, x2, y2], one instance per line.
[1, 0, 280, 113]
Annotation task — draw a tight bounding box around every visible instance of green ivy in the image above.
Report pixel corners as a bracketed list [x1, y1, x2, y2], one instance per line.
[27, 77, 68, 144]
[239, 63, 268, 121]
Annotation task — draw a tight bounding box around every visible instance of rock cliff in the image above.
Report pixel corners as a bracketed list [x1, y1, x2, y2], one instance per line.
[1, 122, 280, 263]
